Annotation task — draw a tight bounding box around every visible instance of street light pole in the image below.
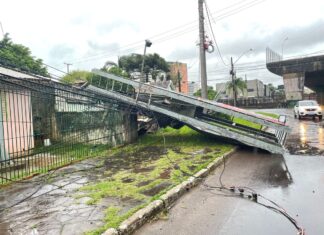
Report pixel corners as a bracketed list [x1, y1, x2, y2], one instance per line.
[281, 37, 288, 60]
[230, 48, 253, 107]
[140, 39, 152, 82]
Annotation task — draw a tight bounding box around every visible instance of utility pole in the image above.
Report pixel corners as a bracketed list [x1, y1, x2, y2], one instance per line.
[177, 70, 182, 93]
[198, 0, 207, 99]
[230, 57, 236, 107]
[64, 62, 72, 74]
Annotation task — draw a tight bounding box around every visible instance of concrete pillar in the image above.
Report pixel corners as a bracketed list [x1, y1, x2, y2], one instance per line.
[314, 88, 324, 105]
[283, 72, 305, 101]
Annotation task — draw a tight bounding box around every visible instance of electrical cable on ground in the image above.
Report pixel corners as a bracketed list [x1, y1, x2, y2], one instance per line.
[147, 103, 305, 235]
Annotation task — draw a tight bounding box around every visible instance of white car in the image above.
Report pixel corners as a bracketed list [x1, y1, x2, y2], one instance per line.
[294, 100, 322, 120]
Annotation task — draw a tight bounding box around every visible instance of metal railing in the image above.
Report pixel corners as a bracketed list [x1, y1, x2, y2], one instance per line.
[266, 47, 282, 63]
[0, 74, 134, 184]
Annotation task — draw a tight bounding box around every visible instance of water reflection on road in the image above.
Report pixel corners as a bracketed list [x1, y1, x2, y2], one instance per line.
[261, 108, 324, 154]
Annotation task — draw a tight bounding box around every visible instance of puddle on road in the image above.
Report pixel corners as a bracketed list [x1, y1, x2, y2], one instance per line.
[285, 115, 324, 155]
[253, 109, 324, 155]
[286, 120, 324, 155]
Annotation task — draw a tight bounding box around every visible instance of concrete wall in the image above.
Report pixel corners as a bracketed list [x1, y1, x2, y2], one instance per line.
[54, 111, 137, 146]
[32, 91, 138, 148]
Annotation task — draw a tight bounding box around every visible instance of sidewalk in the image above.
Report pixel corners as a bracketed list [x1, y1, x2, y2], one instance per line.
[0, 126, 233, 235]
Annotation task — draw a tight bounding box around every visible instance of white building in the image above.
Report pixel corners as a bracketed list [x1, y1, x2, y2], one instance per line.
[188, 81, 200, 96]
[215, 79, 270, 99]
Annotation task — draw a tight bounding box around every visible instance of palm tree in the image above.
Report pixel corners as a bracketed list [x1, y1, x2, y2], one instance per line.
[226, 77, 247, 106]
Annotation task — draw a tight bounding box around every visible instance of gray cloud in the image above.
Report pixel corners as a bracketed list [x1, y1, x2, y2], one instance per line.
[96, 20, 139, 35]
[49, 44, 75, 59]
[167, 20, 324, 63]
[219, 19, 324, 57]
[83, 41, 121, 62]
[87, 41, 119, 52]
[168, 47, 198, 61]
[70, 15, 90, 25]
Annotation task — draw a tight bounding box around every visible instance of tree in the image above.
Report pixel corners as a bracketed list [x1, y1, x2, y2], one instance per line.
[61, 70, 92, 84]
[226, 77, 247, 104]
[194, 86, 217, 100]
[0, 34, 49, 76]
[145, 53, 170, 72]
[101, 62, 129, 78]
[267, 83, 276, 97]
[118, 53, 170, 74]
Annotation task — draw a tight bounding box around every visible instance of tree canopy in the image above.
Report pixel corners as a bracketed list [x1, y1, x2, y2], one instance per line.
[0, 34, 49, 76]
[61, 70, 93, 84]
[61, 61, 129, 84]
[118, 53, 170, 73]
[194, 86, 217, 100]
[226, 77, 247, 96]
[101, 62, 129, 78]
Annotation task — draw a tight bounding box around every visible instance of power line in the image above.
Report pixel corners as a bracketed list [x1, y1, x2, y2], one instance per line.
[205, 0, 230, 67]
[69, 0, 267, 65]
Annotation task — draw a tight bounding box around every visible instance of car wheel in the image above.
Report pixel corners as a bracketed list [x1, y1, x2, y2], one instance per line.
[298, 112, 301, 120]
[294, 112, 297, 118]
[319, 115, 323, 121]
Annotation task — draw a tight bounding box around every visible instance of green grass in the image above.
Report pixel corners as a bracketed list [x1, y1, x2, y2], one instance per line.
[256, 111, 280, 119]
[1, 143, 108, 186]
[233, 111, 280, 130]
[85, 204, 147, 235]
[233, 117, 262, 129]
[80, 126, 233, 234]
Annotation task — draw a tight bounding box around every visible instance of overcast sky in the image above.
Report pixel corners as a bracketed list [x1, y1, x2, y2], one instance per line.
[1, 0, 324, 86]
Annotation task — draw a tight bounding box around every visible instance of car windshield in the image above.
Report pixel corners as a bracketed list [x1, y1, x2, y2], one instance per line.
[299, 101, 318, 106]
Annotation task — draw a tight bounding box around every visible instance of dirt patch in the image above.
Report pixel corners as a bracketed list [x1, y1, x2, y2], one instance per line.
[136, 180, 154, 187]
[133, 166, 155, 173]
[203, 147, 213, 154]
[122, 177, 135, 183]
[172, 147, 184, 154]
[104, 146, 166, 172]
[159, 168, 172, 179]
[141, 182, 172, 196]
[201, 155, 213, 160]
[214, 148, 222, 153]
[188, 165, 197, 171]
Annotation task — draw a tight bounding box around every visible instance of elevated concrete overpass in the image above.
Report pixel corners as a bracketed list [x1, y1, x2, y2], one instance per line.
[266, 48, 324, 104]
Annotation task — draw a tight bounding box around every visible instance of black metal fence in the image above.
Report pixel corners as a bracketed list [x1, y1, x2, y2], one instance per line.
[266, 47, 282, 64]
[0, 74, 137, 184]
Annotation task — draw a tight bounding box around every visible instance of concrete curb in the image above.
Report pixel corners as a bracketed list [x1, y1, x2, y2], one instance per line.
[102, 147, 238, 235]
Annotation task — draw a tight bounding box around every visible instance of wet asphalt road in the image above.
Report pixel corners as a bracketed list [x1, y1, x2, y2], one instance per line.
[135, 109, 324, 235]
